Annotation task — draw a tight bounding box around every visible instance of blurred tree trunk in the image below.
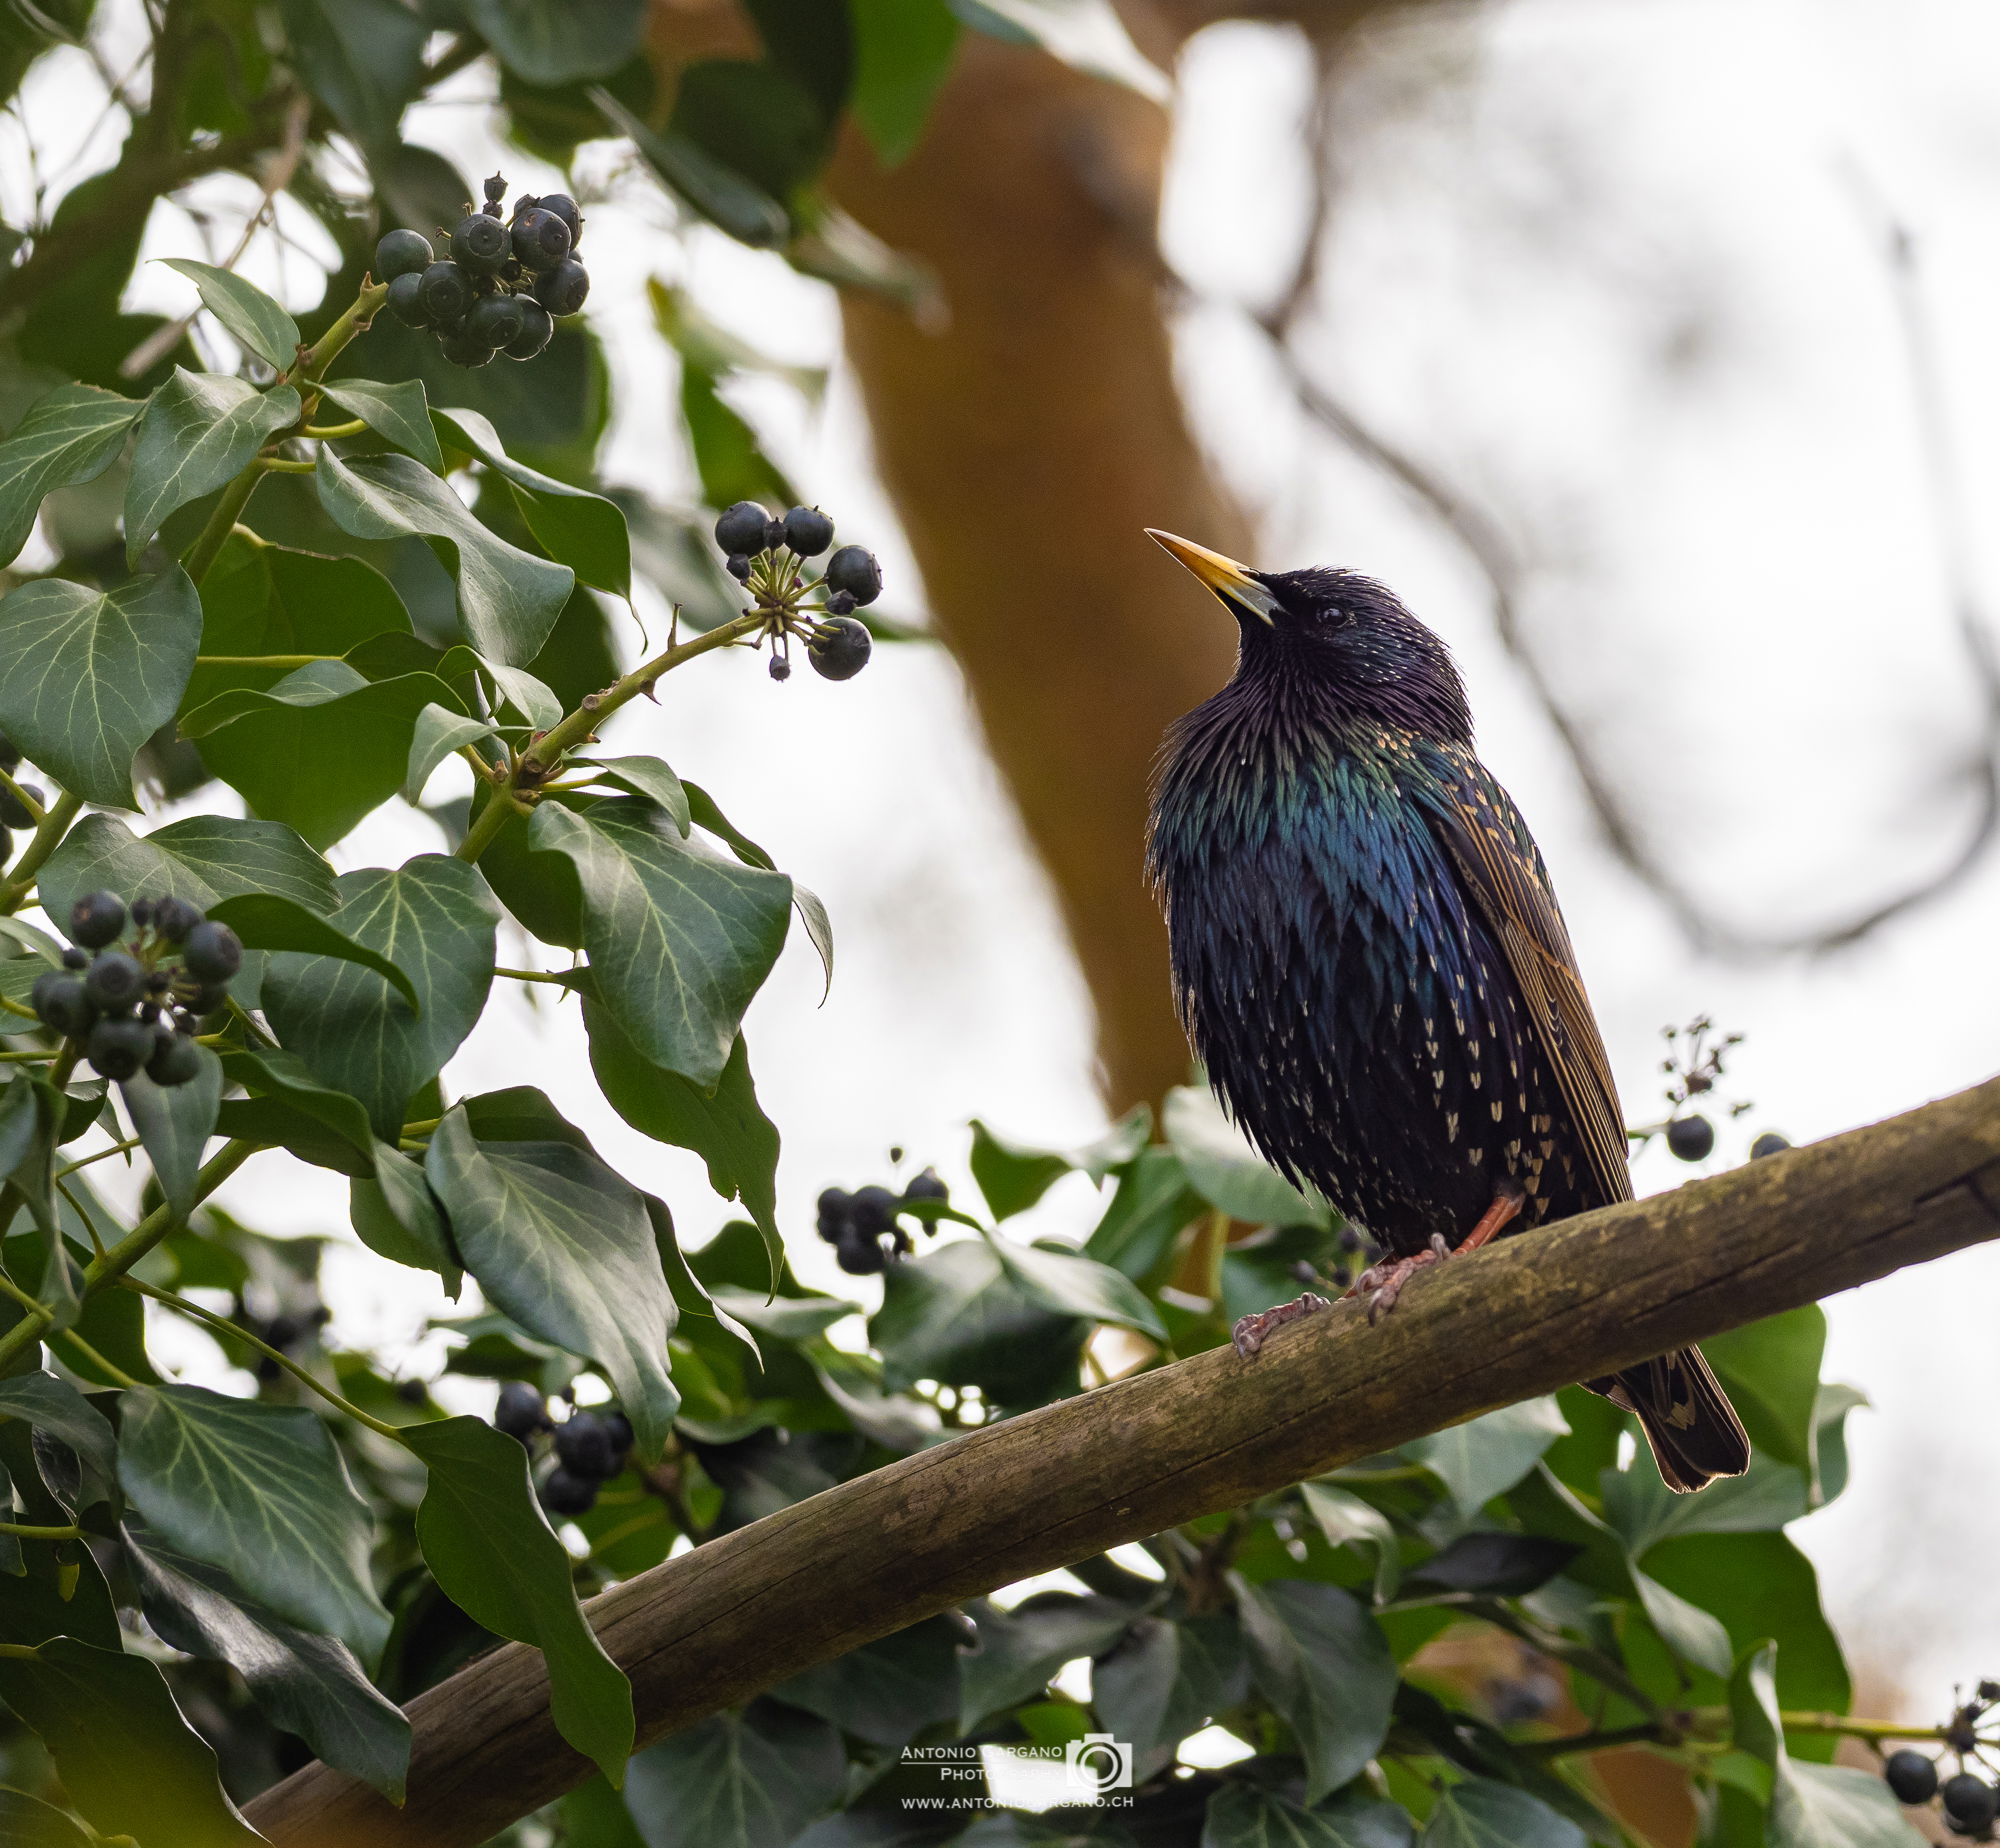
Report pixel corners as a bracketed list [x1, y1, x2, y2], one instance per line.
[830, 35, 1245, 1113]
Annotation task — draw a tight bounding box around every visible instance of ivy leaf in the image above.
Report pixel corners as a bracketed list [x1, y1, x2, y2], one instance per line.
[1300, 1481, 1403, 1603]
[1702, 1308, 1826, 1471]
[949, 0, 1167, 100]
[433, 406, 633, 596]
[1162, 1085, 1328, 1229]
[425, 1110, 679, 1460]
[0, 382, 145, 565]
[1094, 1612, 1248, 1766]
[1232, 1576, 1397, 1805]
[206, 892, 420, 1010]
[622, 1702, 845, 1847]
[0, 1637, 262, 1848]
[958, 1593, 1134, 1732]
[1403, 1533, 1582, 1601]
[158, 259, 302, 371]
[215, 1045, 378, 1176]
[274, 0, 427, 148]
[118, 1384, 392, 1667]
[585, 753, 690, 835]
[405, 702, 497, 801]
[0, 1789, 95, 1848]
[1206, 1784, 1416, 1848]
[402, 1416, 635, 1781]
[1416, 1780, 1587, 1848]
[184, 658, 467, 848]
[123, 370, 300, 563]
[527, 797, 791, 1089]
[489, 661, 563, 730]
[0, 567, 202, 807]
[1404, 1399, 1569, 1518]
[987, 1234, 1166, 1338]
[262, 855, 498, 1138]
[871, 1238, 1087, 1406]
[124, 1521, 412, 1801]
[0, 1370, 117, 1483]
[585, 1007, 781, 1269]
[462, 0, 648, 84]
[316, 376, 444, 473]
[593, 86, 789, 249]
[850, 0, 962, 166]
[351, 1143, 460, 1288]
[117, 1045, 222, 1219]
[968, 1120, 1073, 1220]
[37, 813, 338, 931]
[1629, 1564, 1735, 1678]
[317, 447, 575, 665]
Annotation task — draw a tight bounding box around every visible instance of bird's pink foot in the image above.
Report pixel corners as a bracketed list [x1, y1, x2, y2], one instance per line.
[1352, 1237, 1450, 1324]
[1231, 1291, 1332, 1358]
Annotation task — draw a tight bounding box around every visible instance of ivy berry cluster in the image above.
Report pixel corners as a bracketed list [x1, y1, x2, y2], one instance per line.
[30, 890, 241, 1087]
[712, 501, 881, 683]
[1885, 1684, 2000, 1839]
[815, 1168, 947, 1275]
[493, 1382, 633, 1518]
[377, 173, 588, 369]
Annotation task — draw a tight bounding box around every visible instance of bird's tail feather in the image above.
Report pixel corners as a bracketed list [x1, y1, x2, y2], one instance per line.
[1587, 1347, 1751, 1494]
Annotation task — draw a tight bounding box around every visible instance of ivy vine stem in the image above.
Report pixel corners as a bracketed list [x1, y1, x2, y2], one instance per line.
[0, 789, 83, 914]
[454, 608, 769, 866]
[0, 1520, 83, 1540]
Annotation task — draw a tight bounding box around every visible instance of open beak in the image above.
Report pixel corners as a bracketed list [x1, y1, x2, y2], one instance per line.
[1145, 530, 1280, 626]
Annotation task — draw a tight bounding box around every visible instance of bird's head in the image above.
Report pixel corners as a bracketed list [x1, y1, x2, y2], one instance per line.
[1147, 530, 1472, 743]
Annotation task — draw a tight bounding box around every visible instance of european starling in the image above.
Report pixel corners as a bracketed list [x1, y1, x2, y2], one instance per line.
[1144, 532, 1750, 1494]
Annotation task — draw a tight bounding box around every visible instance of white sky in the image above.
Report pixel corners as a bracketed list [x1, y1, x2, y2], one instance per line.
[12, 0, 1997, 1719]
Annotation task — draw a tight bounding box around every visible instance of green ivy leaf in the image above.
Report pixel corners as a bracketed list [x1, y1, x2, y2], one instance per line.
[1084, 1146, 1204, 1282]
[1404, 1398, 1569, 1518]
[433, 406, 633, 596]
[850, 0, 962, 166]
[593, 87, 790, 249]
[275, 0, 427, 148]
[968, 1120, 1073, 1220]
[37, 812, 339, 930]
[0, 1788, 95, 1848]
[463, 0, 647, 83]
[158, 259, 302, 371]
[766, 1615, 964, 1749]
[527, 797, 792, 1089]
[948, 0, 1167, 100]
[118, 1383, 392, 1667]
[1301, 1481, 1403, 1603]
[871, 1237, 1086, 1406]
[987, 1233, 1166, 1338]
[117, 1044, 222, 1219]
[0, 381, 145, 565]
[317, 447, 575, 665]
[1095, 1612, 1248, 1766]
[958, 1593, 1133, 1732]
[124, 1520, 412, 1801]
[0, 1637, 262, 1848]
[262, 855, 498, 1138]
[586, 1008, 781, 1269]
[425, 1108, 680, 1461]
[402, 1415, 635, 1781]
[1416, 1781, 1585, 1848]
[183, 660, 464, 847]
[405, 701, 498, 802]
[683, 779, 832, 997]
[1702, 1308, 1826, 1471]
[584, 753, 690, 835]
[1206, 1784, 1416, 1848]
[0, 567, 202, 807]
[351, 1143, 460, 1288]
[316, 376, 444, 473]
[0, 1369, 117, 1484]
[207, 891, 420, 1009]
[215, 1046, 377, 1177]
[1232, 1576, 1397, 1805]
[621, 1701, 846, 1848]
[1162, 1085, 1328, 1229]
[189, 534, 412, 711]
[122, 370, 300, 563]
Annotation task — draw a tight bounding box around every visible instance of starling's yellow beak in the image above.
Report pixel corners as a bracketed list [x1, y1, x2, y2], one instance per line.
[1145, 530, 1280, 626]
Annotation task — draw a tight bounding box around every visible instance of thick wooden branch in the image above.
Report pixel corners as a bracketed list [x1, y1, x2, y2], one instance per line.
[248, 1075, 2000, 1846]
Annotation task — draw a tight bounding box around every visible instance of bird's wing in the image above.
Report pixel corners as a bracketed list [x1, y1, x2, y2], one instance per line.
[1413, 744, 1633, 1204]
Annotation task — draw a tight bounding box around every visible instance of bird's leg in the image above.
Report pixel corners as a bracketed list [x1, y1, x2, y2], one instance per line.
[1349, 1183, 1527, 1323]
[1230, 1291, 1333, 1359]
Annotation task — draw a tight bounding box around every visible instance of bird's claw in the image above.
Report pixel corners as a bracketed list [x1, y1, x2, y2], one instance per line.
[1354, 1250, 1442, 1324]
[1231, 1291, 1332, 1359]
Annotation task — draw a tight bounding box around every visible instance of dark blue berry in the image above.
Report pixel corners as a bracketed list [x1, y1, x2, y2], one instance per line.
[1665, 1115, 1714, 1162]
[417, 260, 474, 327]
[84, 952, 144, 1013]
[465, 293, 526, 349]
[531, 258, 589, 317]
[451, 212, 510, 275]
[146, 1031, 203, 1087]
[31, 971, 91, 1036]
[1885, 1751, 1939, 1805]
[0, 780, 40, 827]
[1750, 1131, 1791, 1160]
[823, 545, 883, 606]
[387, 271, 430, 327]
[69, 890, 125, 949]
[554, 1411, 622, 1481]
[1941, 1774, 1995, 1830]
[505, 298, 554, 360]
[783, 507, 835, 557]
[726, 554, 752, 582]
[715, 503, 770, 556]
[538, 193, 582, 247]
[511, 207, 572, 270]
[439, 325, 497, 368]
[816, 1188, 855, 1243]
[374, 229, 433, 280]
[808, 616, 872, 682]
[540, 1467, 598, 1516]
[152, 895, 203, 942]
[86, 1014, 154, 1081]
[495, 1381, 549, 1441]
[182, 920, 242, 982]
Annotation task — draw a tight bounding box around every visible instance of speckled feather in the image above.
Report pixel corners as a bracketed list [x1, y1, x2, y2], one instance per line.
[1146, 561, 1749, 1491]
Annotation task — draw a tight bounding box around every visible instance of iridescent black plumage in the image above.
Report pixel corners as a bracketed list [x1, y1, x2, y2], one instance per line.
[1144, 539, 1749, 1492]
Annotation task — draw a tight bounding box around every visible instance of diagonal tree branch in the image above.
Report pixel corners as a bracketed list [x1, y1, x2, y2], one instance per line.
[247, 1074, 2000, 1847]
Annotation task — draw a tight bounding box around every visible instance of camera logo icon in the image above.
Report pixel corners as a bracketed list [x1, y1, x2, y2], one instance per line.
[1065, 1733, 1135, 1793]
